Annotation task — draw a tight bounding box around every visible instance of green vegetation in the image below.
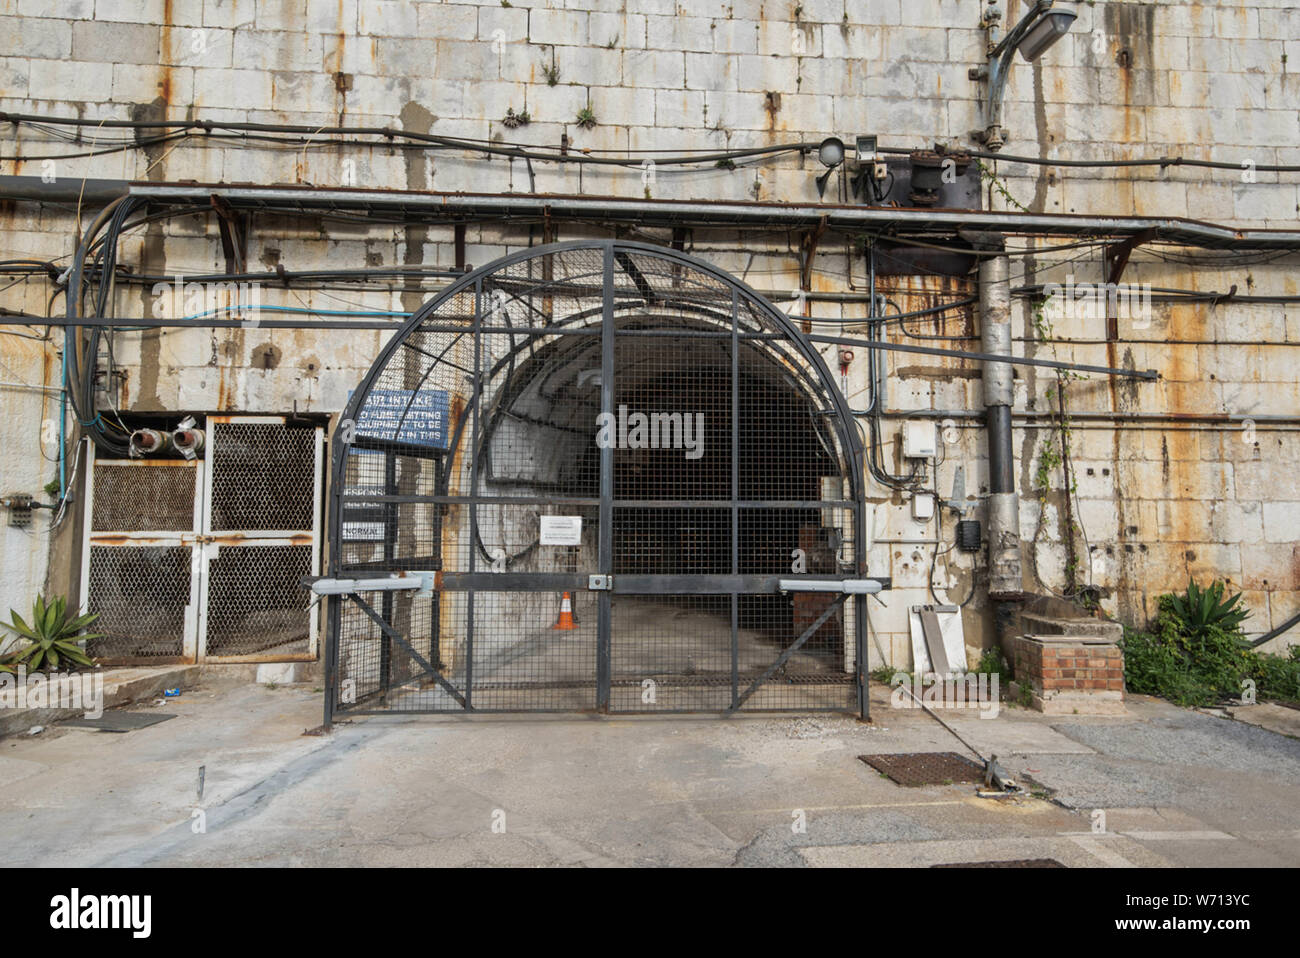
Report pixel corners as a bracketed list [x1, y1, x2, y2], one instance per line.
[975, 648, 1010, 688]
[2, 594, 99, 672]
[869, 665, 905, 684]
[1122, 579, 1300, 707]
[502, 107, 530, 129]
[1016, 680, 1034, 708]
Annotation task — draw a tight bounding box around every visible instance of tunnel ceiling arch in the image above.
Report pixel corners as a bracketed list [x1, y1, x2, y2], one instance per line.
[326, 240, 872, 719]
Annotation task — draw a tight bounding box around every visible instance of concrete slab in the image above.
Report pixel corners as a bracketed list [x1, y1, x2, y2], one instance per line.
[0, 753, 46, 785]
[0, 679, 1297, 867]
[798, 833, 1170, 868]
[1223, 702, 1300, 740]
[938, 714, 1097, 755]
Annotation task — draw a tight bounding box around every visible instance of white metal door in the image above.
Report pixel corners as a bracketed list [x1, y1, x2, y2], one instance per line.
[197, 416, 323, 662]
[81, 450, 204, 664]
[82, 416, 323, 664]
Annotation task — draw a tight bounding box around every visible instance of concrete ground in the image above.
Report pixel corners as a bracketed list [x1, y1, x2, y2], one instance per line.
[1, 676, 1298, 867]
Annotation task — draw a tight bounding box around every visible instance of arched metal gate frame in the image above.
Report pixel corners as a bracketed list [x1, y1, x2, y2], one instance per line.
[319, 240, 886, 724]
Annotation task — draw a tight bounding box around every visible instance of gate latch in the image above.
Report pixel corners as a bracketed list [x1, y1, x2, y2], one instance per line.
[587, 574, 612, 591]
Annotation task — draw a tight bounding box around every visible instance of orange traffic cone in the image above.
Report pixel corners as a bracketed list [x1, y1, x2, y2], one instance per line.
[552, 592, 576, 630]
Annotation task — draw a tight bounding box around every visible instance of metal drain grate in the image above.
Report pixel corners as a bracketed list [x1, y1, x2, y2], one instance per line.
[63, 712, 177, 733]
[859, 751, 985, 787]
[933, 859, 1065, 868]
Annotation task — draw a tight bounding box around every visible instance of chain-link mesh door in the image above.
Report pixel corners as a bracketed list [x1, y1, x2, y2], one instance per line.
[82, 453, 202, 664]
[198, 417, 323, 661]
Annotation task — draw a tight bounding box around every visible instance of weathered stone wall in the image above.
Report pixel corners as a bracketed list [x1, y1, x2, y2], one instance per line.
[1, 0, 1297, 663]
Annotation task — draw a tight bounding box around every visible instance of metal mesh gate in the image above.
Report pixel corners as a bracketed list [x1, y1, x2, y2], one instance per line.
[324, 241, 877, 721]
[199, 418, 322, 660]
[83, 418, 322, 664]
[84, 459, 201, 662]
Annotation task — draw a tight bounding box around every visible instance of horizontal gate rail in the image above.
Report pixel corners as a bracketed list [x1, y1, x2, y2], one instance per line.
[310, 574, 892, 594]
[612, 575, 890, 595]
[336, 494, 858, 509]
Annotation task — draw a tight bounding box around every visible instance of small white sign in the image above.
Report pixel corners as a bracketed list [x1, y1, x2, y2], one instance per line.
[540, 515, 583, 546]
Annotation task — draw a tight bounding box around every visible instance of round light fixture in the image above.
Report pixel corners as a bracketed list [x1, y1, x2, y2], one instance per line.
[817, 137, 845, 169]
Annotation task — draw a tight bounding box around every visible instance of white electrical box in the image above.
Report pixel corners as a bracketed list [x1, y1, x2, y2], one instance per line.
[902, 421, 937, 458]
[912, 493, 935, 521]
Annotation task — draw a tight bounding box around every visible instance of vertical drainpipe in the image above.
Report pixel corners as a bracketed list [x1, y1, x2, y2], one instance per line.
[977, 235, 1024, 654]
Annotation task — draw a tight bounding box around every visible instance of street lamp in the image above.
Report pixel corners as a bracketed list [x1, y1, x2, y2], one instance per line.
[970, 0, 1077, 150]
[815, 136, 845, 197]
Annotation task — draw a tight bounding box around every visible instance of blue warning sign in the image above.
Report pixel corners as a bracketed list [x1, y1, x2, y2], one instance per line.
[354, 388, 451, 449]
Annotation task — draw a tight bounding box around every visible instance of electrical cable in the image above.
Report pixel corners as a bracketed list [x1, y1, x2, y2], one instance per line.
[10, 111, 1300, 174]
[1, 113, 816, 167]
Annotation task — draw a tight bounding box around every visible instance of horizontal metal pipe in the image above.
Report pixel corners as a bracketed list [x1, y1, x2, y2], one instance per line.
[803, 331, 1158, 380]
[7, 175, 1300, 248]
[882, 408, 1300, 424]
[9, 113, 1300, 173]
[0, 175, 128, 204]
[17, 314, 1160, 380]
[119, 182, 1300, 251]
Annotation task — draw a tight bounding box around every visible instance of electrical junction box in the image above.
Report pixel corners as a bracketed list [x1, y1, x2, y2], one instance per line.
[902, 421, 937, 459]
[4, 494, 33, 527]
[912, 493, 935, 521]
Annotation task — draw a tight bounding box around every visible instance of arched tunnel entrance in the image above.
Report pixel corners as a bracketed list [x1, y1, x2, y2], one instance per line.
[322, 241, 879, 720]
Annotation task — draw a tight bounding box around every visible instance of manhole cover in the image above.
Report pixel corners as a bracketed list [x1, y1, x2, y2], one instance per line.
[933, 859, 1065, 868]
[63, 711, 177, 733]
[859, 751, 984, 787]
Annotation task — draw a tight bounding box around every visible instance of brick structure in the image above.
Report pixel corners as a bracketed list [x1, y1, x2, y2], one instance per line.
[1011, 635, 1127, 716]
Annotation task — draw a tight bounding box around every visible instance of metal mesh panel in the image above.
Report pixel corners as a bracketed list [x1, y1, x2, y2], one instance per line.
[334, 588, 464, 710]
[204, 545, 313, 657]
[329, 242, 864, 717]
[468, 590, 597, 710]
[91, 462, 196, 532]
[210, 421, 317, 531]
[86, 545, 191, 660]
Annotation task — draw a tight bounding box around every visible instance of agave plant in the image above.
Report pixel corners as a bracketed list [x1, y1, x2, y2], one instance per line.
[2, 595, 100, 672]
[1166, 578, 1250, 640]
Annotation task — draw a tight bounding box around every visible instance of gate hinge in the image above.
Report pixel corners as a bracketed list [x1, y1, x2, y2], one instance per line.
[587, 574, 612, 591]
